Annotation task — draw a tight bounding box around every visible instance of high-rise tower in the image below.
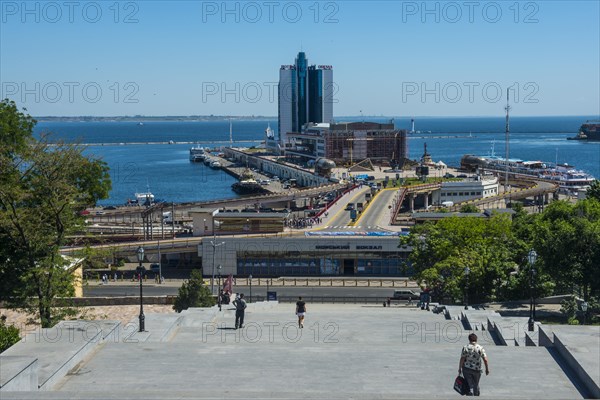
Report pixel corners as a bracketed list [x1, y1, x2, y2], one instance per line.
[277, 52, 333, 150]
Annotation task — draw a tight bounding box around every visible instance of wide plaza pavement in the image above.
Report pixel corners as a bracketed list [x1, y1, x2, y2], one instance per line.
[1, 302, 598, 399]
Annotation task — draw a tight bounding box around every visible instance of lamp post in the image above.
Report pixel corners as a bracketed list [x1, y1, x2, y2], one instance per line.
[528, 249, 537, 332]
[249, 274, 253, 303]
[136, 246, 146, 332]
[217, 265, 222, 311]
[464, 267, 470, 310]
[210, 217, 225, 296]
[266, 277, 270, 301]
[581, 301, 588, 325]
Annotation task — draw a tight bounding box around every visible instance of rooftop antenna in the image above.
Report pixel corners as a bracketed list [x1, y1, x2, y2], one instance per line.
[504, 89, 511, 199]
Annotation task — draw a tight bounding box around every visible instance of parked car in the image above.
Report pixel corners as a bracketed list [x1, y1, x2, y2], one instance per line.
[390, 289, 420, 301]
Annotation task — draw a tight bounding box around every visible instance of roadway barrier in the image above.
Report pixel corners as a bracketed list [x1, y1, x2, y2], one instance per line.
[252, 296, 417, 304]
[219, 277, 415, 288]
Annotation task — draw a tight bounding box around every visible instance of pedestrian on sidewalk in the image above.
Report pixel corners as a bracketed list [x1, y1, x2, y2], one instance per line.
[296, 296, 306, 328]
[458, 333, 490, 396]
[233, 293, 247, 329]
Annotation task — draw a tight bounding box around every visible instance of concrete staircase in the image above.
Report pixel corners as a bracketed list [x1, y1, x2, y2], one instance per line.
[1, 302, 596, 399]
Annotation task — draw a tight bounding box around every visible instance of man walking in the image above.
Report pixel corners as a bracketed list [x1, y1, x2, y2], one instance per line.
[296, 296, 306, 328]
[459, 333, 490, 396]
[233, 293, 247, 329]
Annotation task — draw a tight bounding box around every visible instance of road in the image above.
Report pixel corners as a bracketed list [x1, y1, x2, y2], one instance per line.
[83, 284, 412, 298]
[315, 186, 398, 232]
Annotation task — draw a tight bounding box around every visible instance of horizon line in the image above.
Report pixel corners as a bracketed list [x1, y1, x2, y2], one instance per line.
[34, 114, 600, 119]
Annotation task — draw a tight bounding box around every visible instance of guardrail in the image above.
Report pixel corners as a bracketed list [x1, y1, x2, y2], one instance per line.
[62, 237, 202, 255]
[217, 277, 415, 288]
[249, 296, 416, 304]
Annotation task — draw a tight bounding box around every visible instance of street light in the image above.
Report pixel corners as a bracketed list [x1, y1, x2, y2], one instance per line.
[464, 267, 470, 310]
[249, 274, 253, 303]
[210, 217, 225, 296]
[527, 249, 537, 332]
[136, 246, 146, 332]
[217, 265, 222, 311]
[581, 301, 588, 325]
[266, 276, 270, 301]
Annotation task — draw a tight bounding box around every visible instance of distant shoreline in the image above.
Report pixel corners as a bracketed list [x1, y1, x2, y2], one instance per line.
[34, 115, 599, 123]
[35, 116, 277, 122]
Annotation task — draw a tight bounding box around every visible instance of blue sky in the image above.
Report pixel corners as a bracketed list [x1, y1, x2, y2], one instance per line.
[1, 0, 599, 116]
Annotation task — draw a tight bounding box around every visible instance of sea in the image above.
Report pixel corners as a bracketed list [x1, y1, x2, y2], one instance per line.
[33, 116, 600, 206]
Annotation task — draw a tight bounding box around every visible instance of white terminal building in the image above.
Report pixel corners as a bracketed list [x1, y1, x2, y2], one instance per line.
[433, 176, 499, 205]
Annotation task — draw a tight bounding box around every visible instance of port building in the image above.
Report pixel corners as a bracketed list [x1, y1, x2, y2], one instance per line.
[277, 52, 333, 152]
[199, 236, 411, 277]
[286, 121, 408, 166]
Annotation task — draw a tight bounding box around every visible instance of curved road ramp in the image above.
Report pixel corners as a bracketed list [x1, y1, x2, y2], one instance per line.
[1, 303, 598, 399]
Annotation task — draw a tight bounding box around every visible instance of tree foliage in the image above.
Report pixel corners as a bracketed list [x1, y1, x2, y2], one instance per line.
[403, 197, 600, 308]
[459, 204, 479, 213]
[0, 99, 111, 327]
[401, 214, 522, 303]
[531, 200, 600, 300]
[173, 270, 216, 312]
[586, 180, 600, 202]
[0, 316, 20, 353]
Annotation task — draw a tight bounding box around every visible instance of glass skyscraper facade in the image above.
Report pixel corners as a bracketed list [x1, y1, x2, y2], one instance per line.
[277, 52, 333, 151]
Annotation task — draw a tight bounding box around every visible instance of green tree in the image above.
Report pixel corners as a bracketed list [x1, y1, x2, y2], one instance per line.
[0, 99, 111, 327]
[586, 180, 600, 201]
[400, 214, 521, 303]
[0, 315, 20, 353]
[459, 204, 479, 213]
[173, 270, 216, 312]
[531, 199, 600, 301]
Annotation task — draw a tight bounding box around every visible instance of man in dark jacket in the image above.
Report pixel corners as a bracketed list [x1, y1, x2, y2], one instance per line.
[233, 293, 247, 329]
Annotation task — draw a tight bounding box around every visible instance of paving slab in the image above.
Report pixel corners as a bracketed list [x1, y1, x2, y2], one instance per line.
[540, 325, 600, 398]
[126, 313, 183, 342]
[45, 305, 583, 399]
[1, 320, 119, 390]
[0, 356, 38, 391]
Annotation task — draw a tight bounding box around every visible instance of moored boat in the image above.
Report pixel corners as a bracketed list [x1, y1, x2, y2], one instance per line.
[568, 121, 600, 141]
[231, 168, 269, 195]
[461, 143, 595, 193]
[189, 146, 207, 162]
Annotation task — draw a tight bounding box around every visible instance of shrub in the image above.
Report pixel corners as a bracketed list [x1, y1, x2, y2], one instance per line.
[0, 315, 21, 353]
[173, 270, 215, 312]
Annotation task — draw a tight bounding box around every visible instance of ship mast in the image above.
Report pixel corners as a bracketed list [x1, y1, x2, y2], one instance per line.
[504, 89, 510, 199]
